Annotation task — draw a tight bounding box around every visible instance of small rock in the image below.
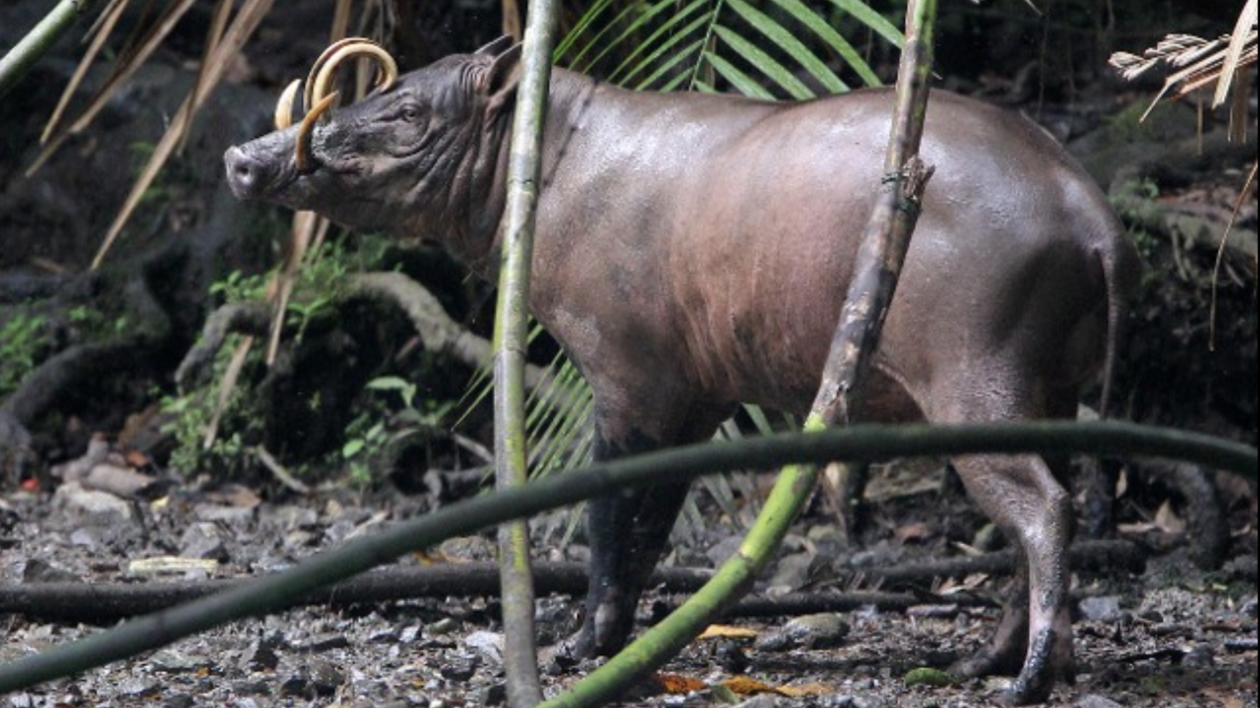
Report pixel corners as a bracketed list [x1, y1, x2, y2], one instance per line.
[732, 694, 784, 708]
[51, 482, 134, 524]
[1074, 693, 1125, 708]
[440, 653, 479, 681]
[714, 639, 750, 673]
[398, 624, 422, 643]
[427, 617, 459, 635]
[1182, 643, 1215, 668]
[1240, 596, 1257, 618]
[304, 632, 351, 652]
[479, 682, 506, 706]
[755, 612, 849, 651]
[162, 693, 195, 708]
[281, 657, 343, 697]
[150, 648, 210, 673]
[245, 643, 280, 671]
[1078, 595, 1124, 622]
[179, 521, 227, 560]
[464, 630, 504, 666]
[232, 679, 272, 696]
[193, 503, 256, 525]
[764, 551, 813, 594]
[305, 657, 344, 695]
[21, 558, 80, 583]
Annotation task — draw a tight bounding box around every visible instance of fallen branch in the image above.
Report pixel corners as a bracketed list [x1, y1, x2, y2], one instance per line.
[0, 540, 1143, 624]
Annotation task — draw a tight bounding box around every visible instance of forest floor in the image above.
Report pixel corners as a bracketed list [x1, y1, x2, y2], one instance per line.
[0, 463, 1256, 708]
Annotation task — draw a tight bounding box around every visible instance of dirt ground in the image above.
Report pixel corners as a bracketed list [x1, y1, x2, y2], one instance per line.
[1, 463, 1255, 708]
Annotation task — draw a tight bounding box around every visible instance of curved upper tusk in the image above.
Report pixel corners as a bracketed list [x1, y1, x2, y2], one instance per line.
[273, 78, 303, 131]
[303, 37, 364, 111]
[304, 38, 398, 114]
[295, 91, 339, 174]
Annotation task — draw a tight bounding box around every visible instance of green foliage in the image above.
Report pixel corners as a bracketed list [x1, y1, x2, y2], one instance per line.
[341, 375, 454, 487]
[159, 232, 459, 482]
[1109, 175, 1166, 289]
[0, 312, 49, 397]
[903, 667, 955, 688]
[161, 235, 398, 478]
[557, 0, 900, 97]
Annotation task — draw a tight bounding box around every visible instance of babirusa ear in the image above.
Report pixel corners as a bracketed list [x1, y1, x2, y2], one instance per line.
[474, 35, 515, 57]
[485, 42, 523, 118]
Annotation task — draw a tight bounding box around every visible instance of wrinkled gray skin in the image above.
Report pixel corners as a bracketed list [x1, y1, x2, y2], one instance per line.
[225, 38, 1140, 704]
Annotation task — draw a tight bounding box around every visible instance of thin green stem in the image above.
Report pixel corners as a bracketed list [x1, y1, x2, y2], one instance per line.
[0, 0, 98, 100]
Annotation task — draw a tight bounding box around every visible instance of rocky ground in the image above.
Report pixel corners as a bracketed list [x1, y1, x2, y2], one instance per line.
[0, 457, 1255, 708]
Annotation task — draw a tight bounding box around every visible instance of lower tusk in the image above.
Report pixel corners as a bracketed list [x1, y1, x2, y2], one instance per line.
[295, 91, 338, 174]
[273, 79, 303, 131]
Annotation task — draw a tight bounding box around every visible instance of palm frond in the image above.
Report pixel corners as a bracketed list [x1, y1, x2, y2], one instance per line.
[1109, 0, 1257, 130]
[563, 0, 899, 97]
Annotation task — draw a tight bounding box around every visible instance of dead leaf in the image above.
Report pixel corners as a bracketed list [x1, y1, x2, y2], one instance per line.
[895, 521, 931, 544]
[777, 682, 834, 697]
[656, 673, 706, 694]
[1153, 500, 1187, 535]
[698, 624, 759, 640]
[721, 675, 776, 695]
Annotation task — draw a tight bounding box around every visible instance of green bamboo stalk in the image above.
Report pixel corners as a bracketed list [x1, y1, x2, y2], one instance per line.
[0, 0, 98, 100]
[491, 0, 561, 703]
[543, 2, 938, 705]
[0, 420, 1252, 693]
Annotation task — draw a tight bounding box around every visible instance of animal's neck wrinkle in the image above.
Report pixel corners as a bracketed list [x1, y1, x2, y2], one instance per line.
[540, 70, 599, 190]
[443, 110, 509, 276]
[453, 70, 598, 277]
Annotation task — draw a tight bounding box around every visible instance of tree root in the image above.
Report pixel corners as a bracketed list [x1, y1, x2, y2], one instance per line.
[176, 271, 552, 391]
[174, 301, 270, 388]
[344, 271, 552, 390]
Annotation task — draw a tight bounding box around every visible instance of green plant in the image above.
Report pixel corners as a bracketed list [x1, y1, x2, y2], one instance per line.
[341, 375, 455, 487]
[163, 234, 410, 479]
[0, 312, 49, 397]
[158, 334, 265, 476]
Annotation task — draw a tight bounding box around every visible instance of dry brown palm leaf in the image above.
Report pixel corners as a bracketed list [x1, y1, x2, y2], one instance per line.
[90, 0, 276, 269]
[1109, 0, 1257, 126]
[31, 0, 203, 174]
[1216, 0, 1259, 107]
[37, 0, 127, 145]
